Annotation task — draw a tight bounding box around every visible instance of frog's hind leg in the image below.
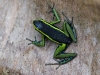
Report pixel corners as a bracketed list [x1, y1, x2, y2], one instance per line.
[53, 44, 77, 64]
[45, 44, 77, 69]
[62, 12, 77, 42]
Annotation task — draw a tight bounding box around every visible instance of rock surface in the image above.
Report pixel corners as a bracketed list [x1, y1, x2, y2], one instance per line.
[0, 0, 100, 75]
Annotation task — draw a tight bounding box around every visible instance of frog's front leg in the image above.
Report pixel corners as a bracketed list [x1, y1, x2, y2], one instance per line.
[47, 3, 60, 25]
[26, 35, 45, 46]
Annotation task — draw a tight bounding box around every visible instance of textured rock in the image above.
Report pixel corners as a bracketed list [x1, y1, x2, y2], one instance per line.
[0, 0, 100, 75]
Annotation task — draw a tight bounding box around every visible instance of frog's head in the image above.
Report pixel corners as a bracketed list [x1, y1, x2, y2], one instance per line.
[33, 20, 43, 30]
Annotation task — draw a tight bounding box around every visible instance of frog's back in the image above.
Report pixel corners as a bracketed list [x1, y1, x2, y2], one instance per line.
[33, 20, 72, 44]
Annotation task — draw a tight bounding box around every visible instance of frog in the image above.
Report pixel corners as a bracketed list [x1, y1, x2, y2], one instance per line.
[26, 3, 77, 69]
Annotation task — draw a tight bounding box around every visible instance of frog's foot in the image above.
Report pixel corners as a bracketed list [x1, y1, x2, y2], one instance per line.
[47, 3, 56, 20]
[62, 12, 70, 23]
[45, 59, 68, 69]
[45, 59, 66, 69]
[47, 2, 55, 12]
[45, 56, 76, 69]
[26, 36, 42, 45]
[62, 12, 74, 28]
[45, 62, 61, 69]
